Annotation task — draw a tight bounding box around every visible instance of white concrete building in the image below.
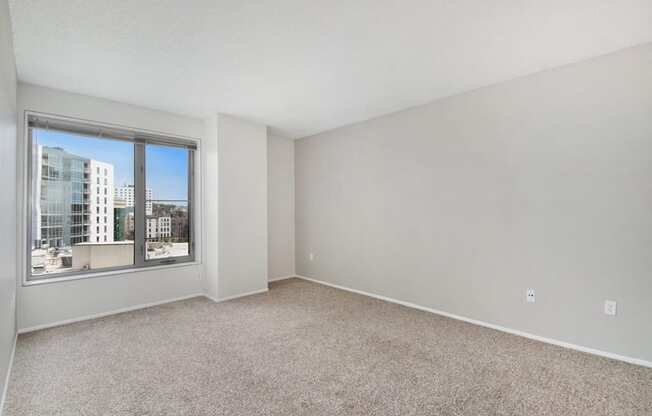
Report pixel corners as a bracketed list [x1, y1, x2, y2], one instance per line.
[146, 217, 170, 240]
[89, 160, 114, 244]
[115, 184, 152, 215]
[146, 217, 158, 239]
[158, 216, 171, 238]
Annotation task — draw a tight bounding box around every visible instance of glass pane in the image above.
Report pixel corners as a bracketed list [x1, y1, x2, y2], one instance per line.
[145, 201, 190, 259]
[30, 128, 135, 278]
[145, 145, 190, 260]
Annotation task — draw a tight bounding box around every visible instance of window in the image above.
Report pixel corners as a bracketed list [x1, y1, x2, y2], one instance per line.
[144, 144, 193, 261]
[27, 113, 195, 281]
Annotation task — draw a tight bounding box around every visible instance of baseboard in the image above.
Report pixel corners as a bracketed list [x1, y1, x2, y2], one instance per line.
[294, 275, 652, 369]
[17, 293, 204, 334]
[268, 275, 295, 282]
[203, 287, 269, 303]
[0, 333, 17, 416]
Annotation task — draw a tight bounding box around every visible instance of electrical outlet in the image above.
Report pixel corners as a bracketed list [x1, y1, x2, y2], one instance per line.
[309, 253, 314, 261]
[526, 289, 535, 303]
[604, 300, 617, 316]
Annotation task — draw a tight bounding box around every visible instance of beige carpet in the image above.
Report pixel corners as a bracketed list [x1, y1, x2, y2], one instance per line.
[4, 278, 651, 415]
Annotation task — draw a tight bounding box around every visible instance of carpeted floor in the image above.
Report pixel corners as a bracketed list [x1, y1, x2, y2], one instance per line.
[4, 278, 652, 415]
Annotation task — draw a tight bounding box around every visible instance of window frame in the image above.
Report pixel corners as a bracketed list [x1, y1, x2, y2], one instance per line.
[135, 142, 195, 268]
[23, 111, 199, 285]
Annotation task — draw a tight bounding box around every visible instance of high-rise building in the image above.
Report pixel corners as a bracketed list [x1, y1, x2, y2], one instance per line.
[146, 217, 158, 240]
[32, 145, 93, 248]
[114, 185, 152, 215]
[89, 160, 114, 244]
[113, 198, 134, 241]
[32, 145, 115, 249]
[158, 217, 171, 238]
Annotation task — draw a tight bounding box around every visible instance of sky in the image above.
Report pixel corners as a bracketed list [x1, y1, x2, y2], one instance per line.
[34, 129, 188, 201]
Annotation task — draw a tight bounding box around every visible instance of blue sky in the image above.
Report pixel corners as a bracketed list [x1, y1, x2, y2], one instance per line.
[34, 129, 188, 200]
[146, 144, 188, 201]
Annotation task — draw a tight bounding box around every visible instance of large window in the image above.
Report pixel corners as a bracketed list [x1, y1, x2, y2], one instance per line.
[26, 113, 196, 282]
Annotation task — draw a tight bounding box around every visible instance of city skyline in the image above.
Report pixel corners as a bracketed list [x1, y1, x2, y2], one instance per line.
[31, 138, 190, 274]
[32, 145, 115, 250]
[30, 127, 192, 275]
[33, 128, 189, 201]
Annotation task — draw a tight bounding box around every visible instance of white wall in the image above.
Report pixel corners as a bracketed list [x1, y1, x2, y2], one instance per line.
[202, 116, 219, 298]
[0, 0, 17, 406]
[295, 44, 652, 363]
[211, 114, 268, 299]
[267, 134, 295, 280]
[16, 83, 204, 330]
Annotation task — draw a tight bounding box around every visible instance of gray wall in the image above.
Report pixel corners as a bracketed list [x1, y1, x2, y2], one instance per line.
[295, 44, 652, 362]
[216, 114, 268, 299]
[268, 134, 295, 280]
[0, 0, 17, 405]
[202, 116, 219, 298]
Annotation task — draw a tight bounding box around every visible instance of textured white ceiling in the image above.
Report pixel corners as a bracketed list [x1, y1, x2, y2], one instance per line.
[8, 0, 652, 138]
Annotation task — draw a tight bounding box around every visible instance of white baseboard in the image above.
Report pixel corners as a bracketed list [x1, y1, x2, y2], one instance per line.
[294, 275, 652, 369]
[203, 287, 269, 303]
[268, 275, 295, 282]
[17, 293, 204, 334]
[0, 333, 17, 416]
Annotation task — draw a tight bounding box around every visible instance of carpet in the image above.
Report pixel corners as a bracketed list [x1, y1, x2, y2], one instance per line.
[4, 278, 651, 415]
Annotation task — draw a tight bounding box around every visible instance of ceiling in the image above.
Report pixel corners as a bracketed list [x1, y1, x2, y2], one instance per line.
[8, 1, 652, 138]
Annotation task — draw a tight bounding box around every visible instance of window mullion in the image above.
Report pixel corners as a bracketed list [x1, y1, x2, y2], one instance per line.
[134, 143, 146, 266]
[188, 150, 194, 259]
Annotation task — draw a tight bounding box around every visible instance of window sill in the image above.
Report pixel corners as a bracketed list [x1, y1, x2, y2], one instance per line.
[23, 261, 202, 287]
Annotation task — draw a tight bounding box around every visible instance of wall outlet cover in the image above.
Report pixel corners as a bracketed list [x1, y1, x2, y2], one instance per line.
[604, 300, 617, 316]
[526, 289, 535, 303]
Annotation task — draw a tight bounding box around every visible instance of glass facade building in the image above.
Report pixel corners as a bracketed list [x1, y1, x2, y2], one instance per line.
[33, 145, 91, 249]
